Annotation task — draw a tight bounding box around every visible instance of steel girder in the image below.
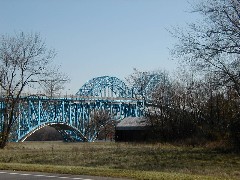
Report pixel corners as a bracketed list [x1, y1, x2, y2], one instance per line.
[76, 75, 170, 100]
[5, 96, 144, 142]
[0, 76, 153, 142]
[76, 76, 132, 98]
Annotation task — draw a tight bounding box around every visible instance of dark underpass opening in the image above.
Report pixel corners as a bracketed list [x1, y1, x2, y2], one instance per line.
[26, 126, 64, 141]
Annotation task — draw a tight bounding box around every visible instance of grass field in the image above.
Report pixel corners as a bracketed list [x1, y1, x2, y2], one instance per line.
[0, 141, 239, 179]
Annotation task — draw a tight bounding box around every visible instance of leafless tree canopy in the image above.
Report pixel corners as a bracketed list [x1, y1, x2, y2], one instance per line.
[39, 67, 70, 98]
[86, 109, 115, 141]
[126, 68, 171, 100]
[0, 32, 56, 98]
[0, 32, 58, 148]
[171, 0, 240, 95]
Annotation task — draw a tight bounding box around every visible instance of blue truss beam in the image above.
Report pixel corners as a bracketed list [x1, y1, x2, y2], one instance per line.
[0, 75, 168, 142]
[6, 97, 144, 142]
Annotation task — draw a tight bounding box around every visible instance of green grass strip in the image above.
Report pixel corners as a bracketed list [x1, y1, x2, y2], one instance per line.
[0, 163, 227, 180]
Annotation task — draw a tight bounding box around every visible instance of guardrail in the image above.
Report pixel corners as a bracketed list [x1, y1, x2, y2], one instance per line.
[0, 93, 144, 101]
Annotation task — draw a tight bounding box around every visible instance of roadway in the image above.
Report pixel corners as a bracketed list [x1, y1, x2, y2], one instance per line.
[0, 170, 129, 180]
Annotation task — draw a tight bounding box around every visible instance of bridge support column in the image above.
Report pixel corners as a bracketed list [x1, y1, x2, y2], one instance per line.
[38, 100, 41, 125]
[62, 101, 65, 123]
[69, 102, 72, 126]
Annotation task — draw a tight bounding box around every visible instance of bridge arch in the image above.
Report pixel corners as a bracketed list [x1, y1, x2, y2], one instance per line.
[145, 74, 171, 98]
[3, 75, 145, 142]
[76, 76, 132, 98]
[18, 122, 87, 142]
[131, 73, 171, 100]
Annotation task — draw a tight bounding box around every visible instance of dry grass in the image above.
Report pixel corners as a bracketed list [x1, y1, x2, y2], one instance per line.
[0, 142, 239, 179]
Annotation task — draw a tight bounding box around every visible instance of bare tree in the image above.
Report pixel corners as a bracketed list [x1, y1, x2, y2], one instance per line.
[171, 0, 240, 96]
[86, 109, 113, 141]
[126, 68, 171, 100]
[125, 68, 152, 98]
[0, 32, 56, 148]
[39, 67, 70, 98]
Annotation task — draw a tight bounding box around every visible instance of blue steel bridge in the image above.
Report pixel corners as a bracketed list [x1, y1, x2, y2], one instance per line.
[0, 75, 163, 142]
[0, 76, 144, 142]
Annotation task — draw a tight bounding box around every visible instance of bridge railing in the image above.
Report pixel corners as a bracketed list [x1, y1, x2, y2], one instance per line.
[7, 93, 145, 101]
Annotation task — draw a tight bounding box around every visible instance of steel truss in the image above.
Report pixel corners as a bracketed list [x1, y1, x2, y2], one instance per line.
[4, 96, 144, 142]
[0, 75, 167, 142]
[77, 76, 132, 98]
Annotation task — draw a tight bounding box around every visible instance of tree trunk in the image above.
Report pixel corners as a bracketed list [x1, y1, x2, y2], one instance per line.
[0, 105, 14, 149]
[0, 133, 9, 149]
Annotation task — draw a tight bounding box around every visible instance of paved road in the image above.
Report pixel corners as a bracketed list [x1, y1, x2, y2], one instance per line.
[0, 170, 129, 180]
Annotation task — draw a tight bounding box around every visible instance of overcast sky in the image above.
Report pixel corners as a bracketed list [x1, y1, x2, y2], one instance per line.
[0, 0, 199, 94]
